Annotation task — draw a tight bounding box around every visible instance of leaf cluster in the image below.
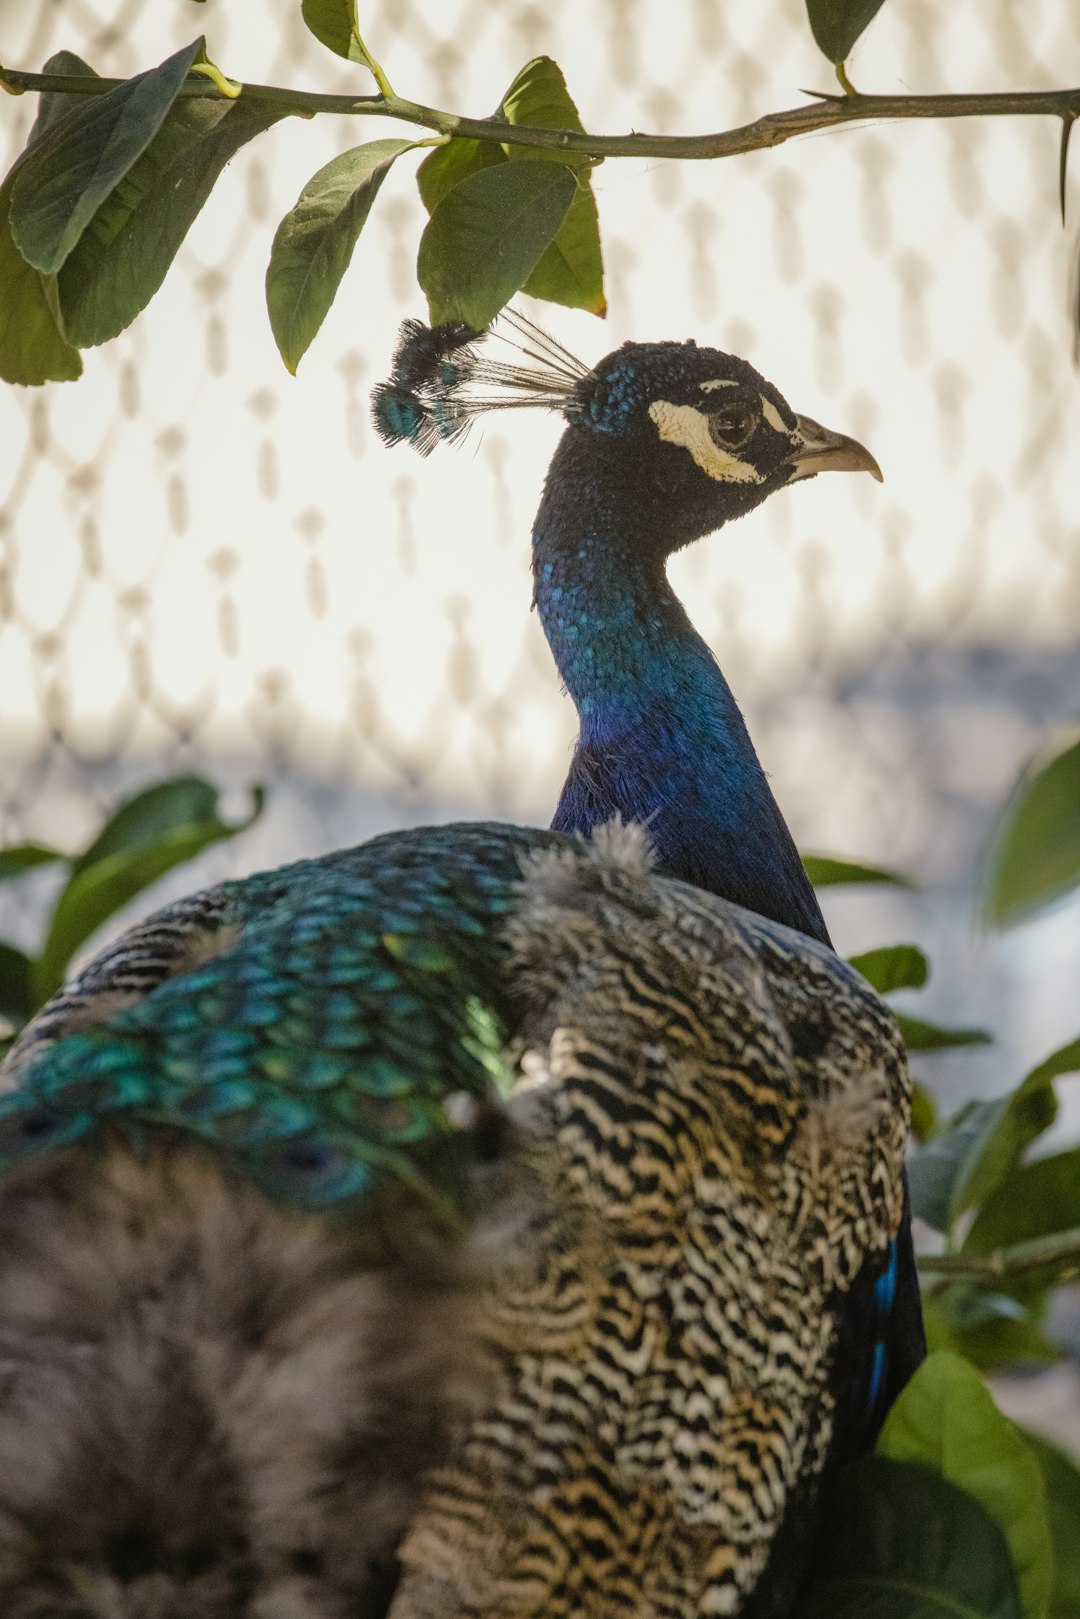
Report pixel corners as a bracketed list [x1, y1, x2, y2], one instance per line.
[0, 0, 917, 386]
[0, 0, 614, 384]
[798, 728, 1080, 1616]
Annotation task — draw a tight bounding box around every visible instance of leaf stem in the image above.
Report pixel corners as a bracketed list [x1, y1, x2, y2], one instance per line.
[189, 61, 242, 100]
[835, 63, 858, 97]
[351, 25, 394, 99]
[1, 66, 1079, 163]
[918, 1224, 1080, 1284]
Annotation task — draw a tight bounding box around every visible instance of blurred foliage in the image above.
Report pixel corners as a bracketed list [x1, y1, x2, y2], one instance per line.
[877, 1351, 1052, 1619]
[0, 775, 262, 1055]
[805, 727, 1080, 1610]
[805, 1455, 1022, 1618]
[985, 730, 1080, 927]
[1023, 1432, 1080, 1619]
[802, 853, 912, 888]
[895, 725, 1080, 1615]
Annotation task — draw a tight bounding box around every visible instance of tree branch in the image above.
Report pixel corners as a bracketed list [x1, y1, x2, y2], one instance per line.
[918, 1224, 1080, 1286]
[2, 64, 1080, 163]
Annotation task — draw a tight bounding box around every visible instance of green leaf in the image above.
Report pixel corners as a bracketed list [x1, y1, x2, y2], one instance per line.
[418, 160, 577, 328]
[922, 1288, 1062, 1374]
[1020, 1432, 1080, 1619]
[0, 187, 79, 382]
[944, 1038, 1080, 1226]
[877, 1350, 1053, 1619]
[910, 1079, 938, 1143]
[1017, 1034, 1080, 1095]
[985, 730, 1080, 926]
[267, 139, 413, 373]
[55, 96, 287, 348]
[920, 1292, 962, 1355]
[500, 57, 592, 164]
[805, 0, 889, 64]
[910, 1105, 990, 1231]
[952, 1314, 1062, 1375]
[908, 1048, 1062, 1233]
[72, 775, 254, 874]
[501, 57, 604, 315]
[803, 1455, 1021, 1619]
[9, 39, 203, 273]
[0, 943, 33, 1026]
[964, 1147, 1080, 1294]
[955, 1085, 1060, 1216]
[0, 843, 66, 882]
[417, 138, 504, 215]
[301, 0, 365, 64]
[28, 51, 103, 144]
[952, 1321, 1062, 1372]
[416, 62, 604, 320]
[895, 1012, 992, 1052]
[522, 183, 605, 314]
[0, 53, 96, 384]
[801, 852, 912, 888]
[848, 942, 929, 994]
[32, 780, 263, 1006]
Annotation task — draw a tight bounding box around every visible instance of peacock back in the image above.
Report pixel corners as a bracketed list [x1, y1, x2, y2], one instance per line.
[0, 819, 908, 1618]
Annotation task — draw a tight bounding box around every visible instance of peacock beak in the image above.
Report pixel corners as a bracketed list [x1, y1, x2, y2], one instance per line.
[784, 416, 884, 483]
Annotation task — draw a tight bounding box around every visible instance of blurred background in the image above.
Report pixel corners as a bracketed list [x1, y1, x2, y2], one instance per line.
[1, 5, 1078, 1150]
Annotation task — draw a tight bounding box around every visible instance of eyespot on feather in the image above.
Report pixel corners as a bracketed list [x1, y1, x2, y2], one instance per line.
[0, 1097, 92, 1171]
[247, 1136, 378, 1208]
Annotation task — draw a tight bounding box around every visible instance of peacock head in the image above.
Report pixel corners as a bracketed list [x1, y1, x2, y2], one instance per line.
[573, 337, 882, 550]
[372, 312, 881, 554]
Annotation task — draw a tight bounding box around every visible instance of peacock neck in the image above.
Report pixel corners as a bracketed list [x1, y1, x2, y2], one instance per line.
[534, 535, 734, 747]
[532, 437, 829, 946]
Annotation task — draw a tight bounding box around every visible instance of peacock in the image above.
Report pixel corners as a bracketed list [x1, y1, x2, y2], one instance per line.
[375, 313, 925, 1451]
[0, 317, 917, 1619]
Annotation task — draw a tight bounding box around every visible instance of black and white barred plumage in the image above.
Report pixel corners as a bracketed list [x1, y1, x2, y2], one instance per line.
[0, 824, 908, 1618]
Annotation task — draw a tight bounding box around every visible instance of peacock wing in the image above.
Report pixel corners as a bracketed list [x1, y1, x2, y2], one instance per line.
[0, 822, 549, 1221]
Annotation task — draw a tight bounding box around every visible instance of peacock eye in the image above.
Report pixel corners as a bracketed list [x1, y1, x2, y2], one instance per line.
[707, 403, 756, 450]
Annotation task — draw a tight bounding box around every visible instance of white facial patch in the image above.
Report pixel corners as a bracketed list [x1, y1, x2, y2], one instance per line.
[698, 378, 739, 392]
[760, 396, 788, 434]
[648, 400, 764, 484]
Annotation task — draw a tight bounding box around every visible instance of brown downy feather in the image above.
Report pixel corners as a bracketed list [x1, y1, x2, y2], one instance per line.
[392, 826, 909, 1619]
[0, 1141, 519, 1619]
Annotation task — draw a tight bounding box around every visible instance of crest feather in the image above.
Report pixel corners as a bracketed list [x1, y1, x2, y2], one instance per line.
[371, 310, 591, 456]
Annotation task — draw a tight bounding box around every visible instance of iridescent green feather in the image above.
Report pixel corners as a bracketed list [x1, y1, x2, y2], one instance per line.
[0, 824, 542, 1219]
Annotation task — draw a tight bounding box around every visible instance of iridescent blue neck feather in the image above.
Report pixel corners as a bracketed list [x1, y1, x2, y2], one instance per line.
[533, 429, 829, 946]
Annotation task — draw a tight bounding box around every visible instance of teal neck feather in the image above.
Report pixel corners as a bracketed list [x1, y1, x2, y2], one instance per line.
[533, 429, 829, 945]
